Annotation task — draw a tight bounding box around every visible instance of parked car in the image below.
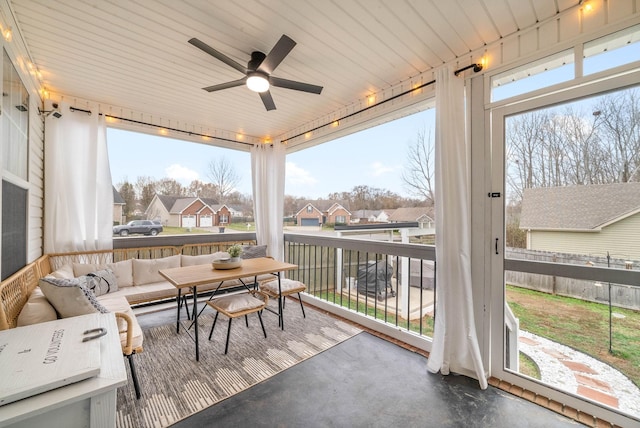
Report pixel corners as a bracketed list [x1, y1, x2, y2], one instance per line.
[113, 220, 163, 236]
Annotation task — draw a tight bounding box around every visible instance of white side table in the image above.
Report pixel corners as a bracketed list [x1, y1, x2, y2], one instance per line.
[0, 313, 127, 428]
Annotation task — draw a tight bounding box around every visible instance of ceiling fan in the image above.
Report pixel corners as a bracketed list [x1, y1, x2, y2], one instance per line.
[188, 34, 323, 111]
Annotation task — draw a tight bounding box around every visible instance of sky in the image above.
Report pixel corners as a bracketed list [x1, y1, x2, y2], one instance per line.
[107, 108, 436, 199]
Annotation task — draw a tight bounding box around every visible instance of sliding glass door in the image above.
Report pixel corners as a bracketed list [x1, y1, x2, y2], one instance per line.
[490, 73, 640, 426]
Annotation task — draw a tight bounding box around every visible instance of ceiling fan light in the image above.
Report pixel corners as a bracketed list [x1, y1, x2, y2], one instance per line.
[246, 73, 270, 93]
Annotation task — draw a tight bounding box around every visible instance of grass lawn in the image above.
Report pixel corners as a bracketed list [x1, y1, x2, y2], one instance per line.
[507, 285, 640, 388]
[159, 223, 255, 235]
[161, 226, 213, 235]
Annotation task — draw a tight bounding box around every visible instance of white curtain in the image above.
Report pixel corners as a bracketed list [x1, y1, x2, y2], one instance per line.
[44, 101, 113, 253]
[251, 142, 285, 260]
[427, 66, 487, 389]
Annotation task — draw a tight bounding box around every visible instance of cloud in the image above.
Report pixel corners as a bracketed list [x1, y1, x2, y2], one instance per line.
[370, 161, 395, 177]
[165, 164, 199, 184]
[286, 162, 318, 185]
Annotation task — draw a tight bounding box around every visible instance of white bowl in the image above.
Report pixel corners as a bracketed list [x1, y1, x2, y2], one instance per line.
[212, 258, 242, 270]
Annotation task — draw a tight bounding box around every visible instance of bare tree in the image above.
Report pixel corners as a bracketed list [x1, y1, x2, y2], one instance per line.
[156, 178, 185, 196]
[186, 180, 218, 198]
[207, 157, 240, 203]
[135, 176, 156, 209]
[402, 127, 435, 205]
[594, 89, 640, 183]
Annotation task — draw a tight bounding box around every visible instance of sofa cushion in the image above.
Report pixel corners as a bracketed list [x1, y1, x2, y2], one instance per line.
[211, 293, 265, 313]
[86, 268, 118, 296]
[181, 252, 229, 266]
[105, 282, 178, 305]
[241, 245, 267, 259]
[260, 278, 306, 295]
[17, 287, 58, 326]
[73, 259, 134, 287]
[39, 277, 109, 317]
[132, 255, 181, 285]
[49, 264, 75, 279]
[98, 294, 144, 350]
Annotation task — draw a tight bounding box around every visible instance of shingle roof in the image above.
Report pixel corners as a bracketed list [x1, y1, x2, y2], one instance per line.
[389, 207, 433, 222]
[157, 195, 181, 212]
[112, 186, 125, 204]
[520, 182, 640, 230]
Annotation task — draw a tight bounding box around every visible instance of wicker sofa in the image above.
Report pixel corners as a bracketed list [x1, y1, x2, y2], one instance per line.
[0, 241, 258, 399]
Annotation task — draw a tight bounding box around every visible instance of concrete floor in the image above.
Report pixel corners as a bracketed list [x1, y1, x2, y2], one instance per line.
[140, 306, 583, 428]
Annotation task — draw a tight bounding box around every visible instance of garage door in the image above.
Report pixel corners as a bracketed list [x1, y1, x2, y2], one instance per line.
[300, 218, 319, 226]
[182, 215, 196, 227]
[200, 215, 212, 227]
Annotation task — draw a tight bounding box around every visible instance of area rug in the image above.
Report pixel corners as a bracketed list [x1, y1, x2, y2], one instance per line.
[115, 303, 362, 428]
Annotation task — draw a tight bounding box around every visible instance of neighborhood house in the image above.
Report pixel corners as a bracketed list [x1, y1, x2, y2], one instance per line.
[520, 182, 640, 261]
[295, 202, 351, 226]
[145, 195, 231, 228]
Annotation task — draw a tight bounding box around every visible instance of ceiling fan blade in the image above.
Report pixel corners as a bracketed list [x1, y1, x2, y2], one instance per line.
[270, 76, 323, 94]
[259, 91, 276, 111]
[203, 78, 247, 92]
[189, 38, 247, 74]
[258, 34, 296, 75]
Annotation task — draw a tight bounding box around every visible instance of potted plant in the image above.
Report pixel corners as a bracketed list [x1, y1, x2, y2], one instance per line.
[227, 244, 243, 261]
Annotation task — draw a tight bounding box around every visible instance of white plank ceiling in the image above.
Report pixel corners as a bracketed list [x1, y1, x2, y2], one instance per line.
[8, 0, 578, 150]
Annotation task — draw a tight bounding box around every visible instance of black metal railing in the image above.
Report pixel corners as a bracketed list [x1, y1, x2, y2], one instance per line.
[284, 233, 436, 339]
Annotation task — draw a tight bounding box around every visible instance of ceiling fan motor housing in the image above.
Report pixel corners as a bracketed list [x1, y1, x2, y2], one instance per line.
[248, 51, 266, 71]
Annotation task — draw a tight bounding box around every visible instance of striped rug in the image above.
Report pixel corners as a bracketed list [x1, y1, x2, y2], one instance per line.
[115, 303, 361, 428]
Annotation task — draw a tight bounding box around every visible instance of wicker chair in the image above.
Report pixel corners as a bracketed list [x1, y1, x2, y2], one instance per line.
[206, 290, 269, 354]
[259, 278, 306, 330]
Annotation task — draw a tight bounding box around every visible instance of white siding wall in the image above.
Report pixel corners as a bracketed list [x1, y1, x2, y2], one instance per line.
[529, 213, 640, 260]
[27, 94, 45, 262]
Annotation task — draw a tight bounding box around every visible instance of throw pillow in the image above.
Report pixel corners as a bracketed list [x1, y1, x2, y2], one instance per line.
[132, 254, 181, 285]
[39, 276, 109, 318]
[85, 268, 118, 296]
[17, 287, 58, 326]
[48, 264, 75, 279]
[73, 259, 133, 287]
[241, 245, 267, 259]
[181, 253, 219, 266]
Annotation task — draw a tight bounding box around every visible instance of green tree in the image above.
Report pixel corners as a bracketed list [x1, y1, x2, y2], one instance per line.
[118, 181, 136, 218]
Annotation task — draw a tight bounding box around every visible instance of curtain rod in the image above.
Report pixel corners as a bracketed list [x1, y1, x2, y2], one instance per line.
[67, 106, 252, 146]
[67, 61, 481, 147]
[281, 62, 482, 144]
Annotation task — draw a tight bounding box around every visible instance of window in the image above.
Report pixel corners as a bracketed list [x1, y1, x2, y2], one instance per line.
[2, 50, 29, 280]
[335, 215, 346, 224]
[584, 24, 640, 75]
[306, 206, 313, 213]
[491, 50, 574, 102]
[2, 50, 29, 181]
[220, 214, 229, 224]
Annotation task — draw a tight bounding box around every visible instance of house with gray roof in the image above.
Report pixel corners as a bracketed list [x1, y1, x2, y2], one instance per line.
[295, 201, 351, 226]
[350, 209, 395, 223]
[389, 207, 434, 229]
[112, 186, 125, 225]
[520, 182, 640, 260]
[145, 194, 231, 228]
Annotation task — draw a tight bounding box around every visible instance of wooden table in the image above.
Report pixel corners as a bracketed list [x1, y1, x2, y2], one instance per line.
[160, 257, 297, 361]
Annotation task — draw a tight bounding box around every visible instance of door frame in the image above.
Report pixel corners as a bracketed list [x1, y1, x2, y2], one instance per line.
[488, 68, 640, 426]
